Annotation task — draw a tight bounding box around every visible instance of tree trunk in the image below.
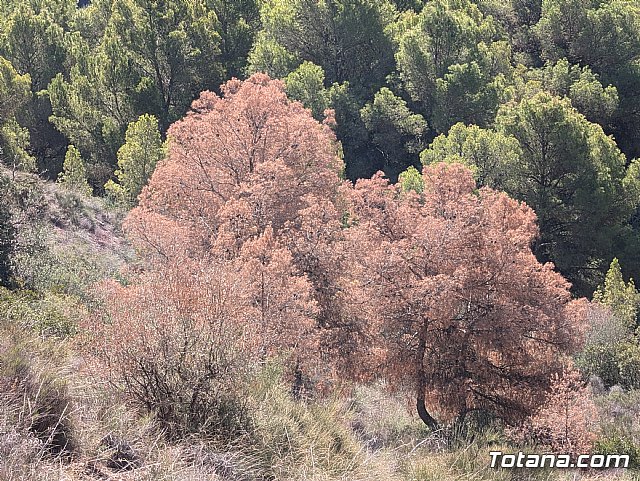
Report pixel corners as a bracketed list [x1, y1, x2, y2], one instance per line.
[417, 394, 439, 431]
[416, 330, 439, 431]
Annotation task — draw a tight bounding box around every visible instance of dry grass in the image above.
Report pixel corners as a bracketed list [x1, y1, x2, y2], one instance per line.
[1, 315, 639, 481]
[3, 366, 640, 481]
[349, 383, 430, 451]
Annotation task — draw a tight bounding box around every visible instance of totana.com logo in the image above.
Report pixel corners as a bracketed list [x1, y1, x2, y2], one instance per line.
[489, 451, 629, 469]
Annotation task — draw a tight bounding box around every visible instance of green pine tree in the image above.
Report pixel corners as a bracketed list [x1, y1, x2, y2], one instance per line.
[58, 144, 92, 196]
[105, 114, 165, 206]
[398, 166, 424, 194]
[594, 258, 640, 330]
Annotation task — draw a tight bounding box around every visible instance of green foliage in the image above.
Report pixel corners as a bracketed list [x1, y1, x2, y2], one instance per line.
[534, 0, 640, 159]
[105, 114, 165, 206]
[361, 87, 427, 177]
[0, 4, 69, 176]
[396, 0, 497, 84]
[326, 81, 375, 179]
[594, 389, 640, 469]
[57, 144, 92, 196]
[593, 434, 640, 469]
[618, 342, 640, 389]
[0, 57, 34, 172]
[421, 122, 520, 189]
[249, 0, 396, 97]
[47, 47, 133, 179]
[496, 92, 640, 294]
[475, 0, 542, 67]
[578, 260, 640, 388]
[0, 287, 79, 338]
[209, 0, 260, 78]
[593, 258, 640, 330]
[394, 0, 508, 130]
[107, 0, 223, 126]
[431, 42, 512, 132]
[518, 59, 619, 126]
[536, 0, 640, 72]
[49, 0, 223, 180]
[545, 60, 618, 125]
[579, 343, 626, 388]
[422, 95, 640, 295]
[0, 5, 66, 93]
[0, 0, 76, 26]
[398, 165, 424, 193]
[0, 177, 15, 287]
[578, 340, 640, 390]
[0, 119, 34, 172]
[248, 32, 299, 80]
[284, 61, 329, 120]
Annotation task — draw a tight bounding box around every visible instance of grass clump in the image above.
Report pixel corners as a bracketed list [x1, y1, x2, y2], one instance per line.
[0, 318, 77, 462]
[246, 364, 364, 480]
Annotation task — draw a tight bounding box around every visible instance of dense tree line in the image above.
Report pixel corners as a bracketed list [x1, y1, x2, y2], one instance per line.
[2, 0, 640, 295]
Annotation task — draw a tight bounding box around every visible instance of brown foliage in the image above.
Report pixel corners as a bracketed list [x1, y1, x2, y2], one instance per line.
[125, 73, 343, 262]
[87, 75, 357, 435]
[344, 163, 588, 426]
[512, 365, 598, 455]
[120, 74, 365, 380]
[89, 249, 317, 438]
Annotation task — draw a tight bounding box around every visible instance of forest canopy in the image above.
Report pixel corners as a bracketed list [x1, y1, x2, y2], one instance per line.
[0, 0, 639, 295]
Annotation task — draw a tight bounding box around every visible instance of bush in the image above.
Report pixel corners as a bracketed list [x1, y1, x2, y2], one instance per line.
[576, 303, 629, 387]
[594, 388, 640, 469]
[0, 193, 15, 287]
[618, 343, 640, 389]
[0, 287, 79, 337]
[578, 265, 640, 390]
[579, 342, 625, 387]
[511, 367, 598, 456]
[14, 236, 127, 301]
[579, 341, 640, 390]
[593, 433, 640, 468]
[85, 262, 260, 441]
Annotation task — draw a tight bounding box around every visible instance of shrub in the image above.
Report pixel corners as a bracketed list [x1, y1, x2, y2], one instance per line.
[593, 433, 640, 468]
[0, 287, 79, 337]
[0, 190, 15, 287]
[511, 367, 598, 456]
[85, 260, 262, 440]
[594, 389, 640, 469]
[578, 260, 640, 390]
[618, 343, 640, 389]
